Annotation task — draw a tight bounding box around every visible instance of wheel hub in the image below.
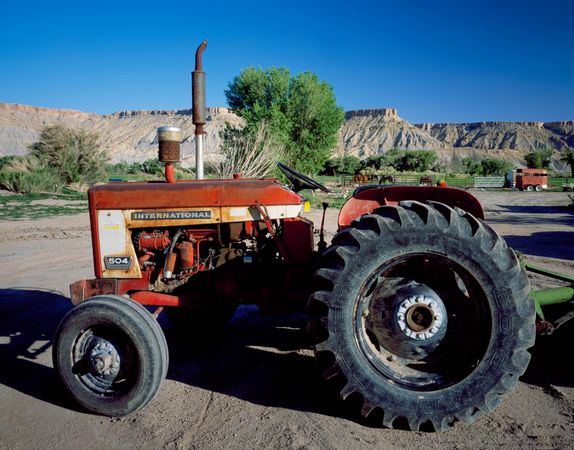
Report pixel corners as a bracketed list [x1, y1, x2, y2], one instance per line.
[363, 281, 449, 360]
[89, 340, 121, 377]
[396, 295, 445, 340]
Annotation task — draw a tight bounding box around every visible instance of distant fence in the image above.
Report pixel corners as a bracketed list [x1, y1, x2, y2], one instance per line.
[317, 175, 573, 190]
[334, 175, 476, 189]
[473, 177, 506, 188]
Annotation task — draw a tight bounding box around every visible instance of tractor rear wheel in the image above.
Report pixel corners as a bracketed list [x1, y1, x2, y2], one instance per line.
[53, 295, 168, 416]
[308, 201, 535, 431]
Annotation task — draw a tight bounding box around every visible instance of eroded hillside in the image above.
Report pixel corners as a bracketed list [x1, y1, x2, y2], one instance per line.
[1, 103, 572, 170]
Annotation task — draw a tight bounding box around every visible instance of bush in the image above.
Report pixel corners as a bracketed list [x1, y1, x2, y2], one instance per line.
[106, 161, 142, 175]
[0, 156, 65, 193]
[29, 125, 108, 185]
[210, 121, 284, 179]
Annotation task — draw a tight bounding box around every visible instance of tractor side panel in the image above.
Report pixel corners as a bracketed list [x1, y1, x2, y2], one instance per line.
[281, 217, 314, 265]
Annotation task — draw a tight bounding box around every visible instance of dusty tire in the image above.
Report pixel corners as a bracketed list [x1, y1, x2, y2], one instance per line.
[53, 295, 168, 416]
[534, 184, 542, 192]
[526, 185, 534, 191]
[308, 201, 535, 431]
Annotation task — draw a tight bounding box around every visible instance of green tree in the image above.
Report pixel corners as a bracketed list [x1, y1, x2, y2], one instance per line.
[561, 149, 574, 177]
[323, 155, 361, 175]
[29, 125, 107, 185]
[525, 149, 552, 169]
[361, 154, 387, 170]
[225, 67, 344, 174]
[394, 150, 438, 172]
[479, 158, 513, 176]
[462, 157, 481, 175]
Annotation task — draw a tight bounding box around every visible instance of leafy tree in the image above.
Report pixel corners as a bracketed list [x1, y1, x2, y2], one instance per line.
[479, 158, 514, 176]
[323, 155, 361, 175]
[561, 149, 574, 177]
[525, 149, 552, 169]
[29, 125, 107, 185]
[361, 154, 387, 170]
[462, 157, 481, 175]
[225, 67, 344, 174]
[394, 150, 438, 172]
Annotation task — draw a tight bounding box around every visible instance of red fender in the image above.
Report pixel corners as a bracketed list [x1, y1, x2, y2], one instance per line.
[338, 186, 484, 230]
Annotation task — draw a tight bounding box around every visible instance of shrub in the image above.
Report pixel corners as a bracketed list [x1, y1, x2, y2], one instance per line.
[209, 121, 284, 179]
[0, 156, 65, 193]
[29, 125, 108, 185]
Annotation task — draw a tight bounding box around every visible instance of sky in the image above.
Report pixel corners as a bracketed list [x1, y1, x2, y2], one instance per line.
[1, 0, 572, 123]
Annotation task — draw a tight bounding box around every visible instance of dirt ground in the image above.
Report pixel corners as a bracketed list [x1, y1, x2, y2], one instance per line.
[0, 190, 573, 449]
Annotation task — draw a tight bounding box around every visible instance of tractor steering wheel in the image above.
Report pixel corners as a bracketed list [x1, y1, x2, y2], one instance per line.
[277, 162, 330, 193]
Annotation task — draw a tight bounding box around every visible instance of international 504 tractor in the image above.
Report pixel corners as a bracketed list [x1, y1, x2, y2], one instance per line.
[52, 43, 573, 432]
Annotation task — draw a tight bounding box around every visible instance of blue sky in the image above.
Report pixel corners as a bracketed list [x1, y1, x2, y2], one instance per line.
[1, 0, 572, 123]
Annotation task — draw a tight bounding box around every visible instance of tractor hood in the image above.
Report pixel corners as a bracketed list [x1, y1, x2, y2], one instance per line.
[89, 178, 302, 210]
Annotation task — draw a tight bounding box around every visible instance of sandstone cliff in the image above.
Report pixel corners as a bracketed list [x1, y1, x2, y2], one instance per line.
[416, 121, 574, 151]
[338, 109, 443, 157]
[0, 103, 243, 167]
[0, 102, 571, 171]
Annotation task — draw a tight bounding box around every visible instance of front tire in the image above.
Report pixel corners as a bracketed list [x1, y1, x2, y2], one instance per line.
[308, 201, 535, 431]
[53, 295, 168, 416]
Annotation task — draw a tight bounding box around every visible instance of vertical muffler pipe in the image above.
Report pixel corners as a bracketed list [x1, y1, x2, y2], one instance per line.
[157, 126, 182, 183]
[192, 39, 207, 180]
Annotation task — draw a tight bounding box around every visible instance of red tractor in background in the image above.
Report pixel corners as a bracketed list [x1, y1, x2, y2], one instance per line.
[52, 43, 539, 432]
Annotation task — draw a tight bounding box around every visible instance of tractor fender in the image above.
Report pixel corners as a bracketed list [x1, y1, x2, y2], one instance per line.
[338, 185, 484, 230]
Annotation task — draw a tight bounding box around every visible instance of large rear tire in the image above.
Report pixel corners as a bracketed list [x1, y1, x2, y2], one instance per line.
[308, 201, 535, 431]
[53, 295, 168, 416]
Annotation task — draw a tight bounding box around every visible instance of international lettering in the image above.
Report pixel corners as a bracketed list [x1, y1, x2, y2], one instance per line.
[131, 211, 212, 220]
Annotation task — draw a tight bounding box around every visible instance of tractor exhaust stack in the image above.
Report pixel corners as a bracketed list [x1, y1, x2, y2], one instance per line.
[192, 39, 208, 180]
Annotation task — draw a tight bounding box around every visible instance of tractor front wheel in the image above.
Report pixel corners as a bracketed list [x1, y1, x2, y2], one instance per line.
[308, 201, 535, 431]
[53, 295, 168, 416]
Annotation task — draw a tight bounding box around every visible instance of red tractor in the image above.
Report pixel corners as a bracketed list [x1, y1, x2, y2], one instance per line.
[51, 44, 540, 431]
[52, 147, 535, 431]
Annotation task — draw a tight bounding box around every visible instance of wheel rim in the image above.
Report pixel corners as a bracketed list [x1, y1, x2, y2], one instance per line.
[71, 326, 138, 396]
[353, 253, 492, 391]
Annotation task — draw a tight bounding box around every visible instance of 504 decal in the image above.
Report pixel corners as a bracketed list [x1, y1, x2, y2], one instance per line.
[104, 256, 132, 270]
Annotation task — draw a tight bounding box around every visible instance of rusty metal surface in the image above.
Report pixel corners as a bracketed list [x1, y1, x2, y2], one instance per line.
[338, 186, 485, 229]
[69, 277, 150, 304]
[89, 179, 302, 209]
[158, 141, 181, 162]
[192, 39, 208, 127]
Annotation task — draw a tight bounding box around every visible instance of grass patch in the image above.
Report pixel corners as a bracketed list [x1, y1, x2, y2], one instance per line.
[305, 186, 352, 210]
[0, 191, 88, 220]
